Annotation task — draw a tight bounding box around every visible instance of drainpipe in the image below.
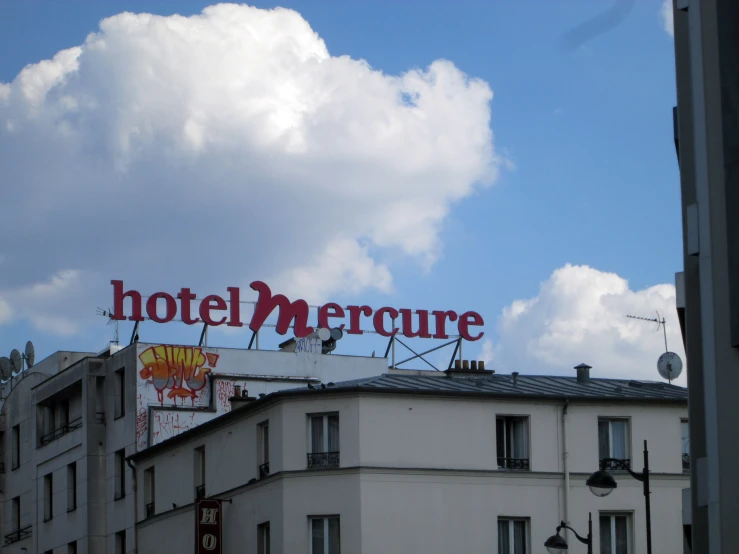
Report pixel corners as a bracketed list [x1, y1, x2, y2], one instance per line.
[562, 399, 571, 533]
[126, 458, 138, 554]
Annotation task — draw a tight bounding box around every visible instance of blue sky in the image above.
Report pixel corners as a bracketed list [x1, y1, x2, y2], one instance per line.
[0, 1, 684, 382]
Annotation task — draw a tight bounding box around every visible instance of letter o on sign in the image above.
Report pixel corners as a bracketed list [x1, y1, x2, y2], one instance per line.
[202, 534, 218, 551]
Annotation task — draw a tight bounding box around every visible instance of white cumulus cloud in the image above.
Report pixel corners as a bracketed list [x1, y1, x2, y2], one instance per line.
[481, 264, 686, 385]
[0, 4, 502, 334]
[661, 0, 675, 37]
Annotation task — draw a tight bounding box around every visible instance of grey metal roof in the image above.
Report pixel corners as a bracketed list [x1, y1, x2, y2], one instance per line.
[308, 372, 688, 402]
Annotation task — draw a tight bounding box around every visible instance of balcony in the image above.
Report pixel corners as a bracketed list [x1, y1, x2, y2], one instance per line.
[40, 417, 83, 446]
[145, 502, 155, 519]
[497, 457, 530, 470]
[683, 453, 690, 473]
[259, 462, 270, 478]
[600, 458, 630, 471]
[195, 484, 206, 499]
[307, 452, 340, 470]
[4, 526, 32, 545]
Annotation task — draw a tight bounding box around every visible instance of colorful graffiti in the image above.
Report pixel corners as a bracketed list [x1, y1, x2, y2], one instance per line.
[138, 345, 220, 405]
[151, 411, 197, 444]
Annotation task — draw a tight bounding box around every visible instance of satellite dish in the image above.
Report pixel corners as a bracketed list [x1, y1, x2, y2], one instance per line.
[317, 328, 331, 341]
[25, 341, 35, 368]
[10, 349, 22, 373]
[657, 351, 683, 381]
[330, 328, 343, 341]
[0, 357, 11, 380]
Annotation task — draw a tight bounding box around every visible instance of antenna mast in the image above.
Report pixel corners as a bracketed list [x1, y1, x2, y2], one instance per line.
[626, 311, 668, 353]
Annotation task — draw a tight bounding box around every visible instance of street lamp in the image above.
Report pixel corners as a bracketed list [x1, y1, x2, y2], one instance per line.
[586, 439, 651, 554]
[544, 512, 592, 554]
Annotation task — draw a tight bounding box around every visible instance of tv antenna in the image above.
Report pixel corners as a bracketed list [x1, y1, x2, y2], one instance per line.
[96, 307, 120, 345]
[626, 312, 683, 383]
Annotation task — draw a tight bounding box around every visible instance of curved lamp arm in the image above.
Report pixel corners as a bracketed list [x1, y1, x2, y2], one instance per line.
[557, 521, 591, 545]
[600, 458, 646, 482]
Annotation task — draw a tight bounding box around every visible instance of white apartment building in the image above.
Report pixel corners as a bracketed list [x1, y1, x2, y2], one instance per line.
[130, 363, 690, 554]
[0, 341, 387, 554]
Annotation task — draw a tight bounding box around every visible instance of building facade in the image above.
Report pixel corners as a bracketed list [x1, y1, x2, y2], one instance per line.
[131, 364, 689, 554]
[0, 342, 386, 553]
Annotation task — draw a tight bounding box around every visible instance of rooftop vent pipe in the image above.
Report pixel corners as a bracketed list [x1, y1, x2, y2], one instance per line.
[575, 363, 592, 384]
[512, 371, 519, 386]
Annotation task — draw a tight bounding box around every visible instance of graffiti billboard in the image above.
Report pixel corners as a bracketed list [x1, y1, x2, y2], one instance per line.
[135, 342, 387, 450]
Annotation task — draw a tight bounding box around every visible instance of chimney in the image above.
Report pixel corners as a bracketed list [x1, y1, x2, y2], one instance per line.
[229, 388, 257, 410]
[479, 361, 485, 370]
[462, 360, 469, 370]
[471, 360, 478, 370]
[512, 371, 519, 386]
[575, 363, 591, 384]
[455, 360, 462, 370]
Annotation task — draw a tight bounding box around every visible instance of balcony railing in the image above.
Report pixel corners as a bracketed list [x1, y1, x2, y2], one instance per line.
[195, 484, 206, 499]
[601, 458, 630, 471]
[259, 462, 270, 478]
[497, 457, 530, 470]
[146, 502, 155, 519]
[40, 417, 83, 445]
[682, 453, 690, 473]
[4, 526, 32, 545]
[307, 452, 340, 470]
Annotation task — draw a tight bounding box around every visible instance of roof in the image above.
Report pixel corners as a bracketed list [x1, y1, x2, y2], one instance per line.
[306, 372, 688, 401]
[129, 370, 686, 462]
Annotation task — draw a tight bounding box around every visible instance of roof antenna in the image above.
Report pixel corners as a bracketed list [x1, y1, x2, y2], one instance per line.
[626, 312, 683, 384]
[96, 307, 119, 345]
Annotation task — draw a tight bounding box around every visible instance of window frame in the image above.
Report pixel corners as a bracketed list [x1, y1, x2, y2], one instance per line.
[308, 413, 340, 454]
[144, 466, 156, 518]
[681, 419, 690, 473]
[12, 496, 20, 532]
[258, 521, 271, 554]
[67, 462, 77, 512]
[11, 424, 20, 470]
[194, 445, 206, 499]
[258, 421, 270, 478]
[114, 367, 126, 420]
[497, 516, 529, 554]
[599, 512, 632, 554]
[115, 530, 126, 554]
[114, 449, 126, 500]
[598, 417, 631, 466]
[309, 515, 341, 554]
[43, 472, 53, 522]
[495, 415, 530, 470]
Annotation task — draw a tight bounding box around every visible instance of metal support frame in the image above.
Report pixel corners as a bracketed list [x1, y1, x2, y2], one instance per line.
[129, 321, 140, 345]
[199, 323, 209, 347]
[556, 513, 593, 554]
[248, 331, 257, 350]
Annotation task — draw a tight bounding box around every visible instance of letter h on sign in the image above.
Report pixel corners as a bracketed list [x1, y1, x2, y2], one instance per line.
[195, 499, 222, 554]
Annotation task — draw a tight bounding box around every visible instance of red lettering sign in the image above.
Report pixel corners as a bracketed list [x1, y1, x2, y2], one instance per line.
[111, 280, 485, 341]
[195, 499, 222, 554]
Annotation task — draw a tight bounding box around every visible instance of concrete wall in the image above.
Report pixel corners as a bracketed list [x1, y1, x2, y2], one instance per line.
[135, 392, 688, 554]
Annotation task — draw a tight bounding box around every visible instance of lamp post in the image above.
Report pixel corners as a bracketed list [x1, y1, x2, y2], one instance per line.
[544, 512, 593, 554]
[585, 439, 651, 554]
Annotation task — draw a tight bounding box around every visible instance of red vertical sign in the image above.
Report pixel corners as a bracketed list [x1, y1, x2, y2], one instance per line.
[195, 499, 222, 554]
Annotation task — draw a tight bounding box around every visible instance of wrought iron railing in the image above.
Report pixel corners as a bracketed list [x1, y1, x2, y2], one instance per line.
[146, 502, 155, 518]
[682, 453, 690, 473]
[307, 452, 340, 470]
[259, 462, 270, 478]
[600, 458, 630, 471]
[40, 417, 83, 445]
[4, 525, 32, 545]
[195, 484, 206, 499]
[497, 457, 530, 470]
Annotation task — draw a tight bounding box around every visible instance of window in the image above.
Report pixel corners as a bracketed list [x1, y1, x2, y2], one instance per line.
[68, 541, 78, 554]
[598, 419, 629, 469]
[498, 518, 528, 554]
[44, 473, 53, 521]
[11, 424, 20, 469]
[310, 516, 340, 554]
[259, 422, 270, 477]
[195, 446, 206, 499]
[12, 496, 20, 531]
[600, 513, 631, 554]
[114, 368, 125, 419]
[115, 530, 126, 554]
[308, 414, 340, 469]
[681, 420, 690, 472]
[144, 466, 155, 518]
[67, 463, 77, 511]
[115, 449, 126, 500]
[496, 416, 530, 470]
[258, 521, 271, 554]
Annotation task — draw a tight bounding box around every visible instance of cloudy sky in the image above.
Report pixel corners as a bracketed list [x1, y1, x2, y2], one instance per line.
[0, 0, 684, 383]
